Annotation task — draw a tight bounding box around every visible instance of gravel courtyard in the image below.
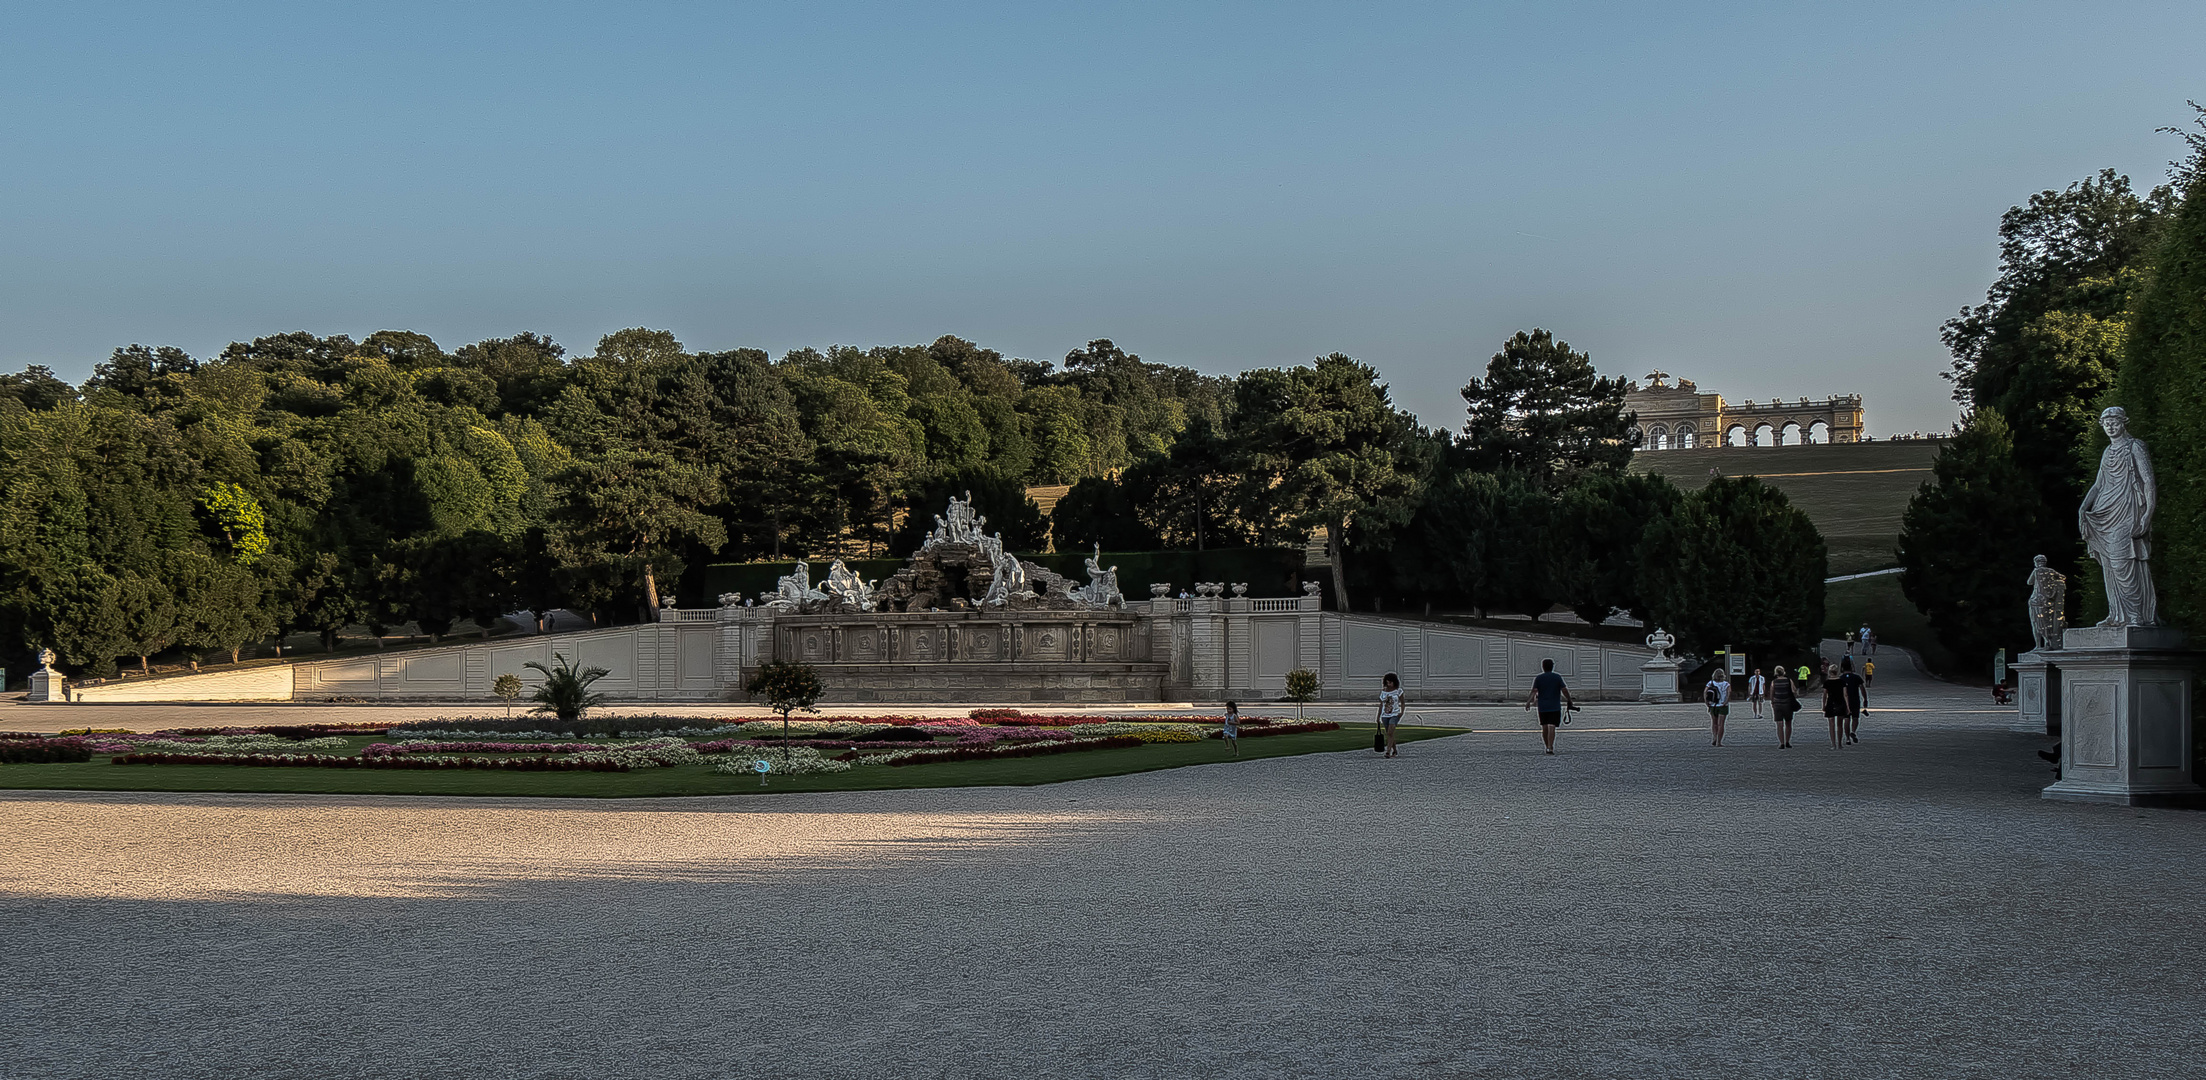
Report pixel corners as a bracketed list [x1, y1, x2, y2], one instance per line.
[5, 650, 2202, 1079]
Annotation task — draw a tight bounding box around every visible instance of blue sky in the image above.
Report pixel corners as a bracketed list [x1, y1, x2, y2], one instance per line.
[3, 2, 2199, 436]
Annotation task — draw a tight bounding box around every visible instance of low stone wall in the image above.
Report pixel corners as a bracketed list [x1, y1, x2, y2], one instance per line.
[68, 665, 295, 704]
[811, 663, 1169, 704]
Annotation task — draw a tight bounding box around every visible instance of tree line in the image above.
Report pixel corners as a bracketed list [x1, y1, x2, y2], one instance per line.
[1899, 104, 2206, 665]
[1, 322, 1831, 680]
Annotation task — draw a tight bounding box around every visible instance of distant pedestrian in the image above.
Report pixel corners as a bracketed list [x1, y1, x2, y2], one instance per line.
[1822, 663, 1848, 749]
[1703, 670, 1732, 746]
[1860, 625, 1874, 655]
[1222, 700, 1240, 756]
[1376, 673, 1404, 758]
[1524, 658, 1573, 754]
[1770, 669, 1799, 749]
[1865, 629, 1878, 656]
[1747, 667, 1767, 718]
[1797, 663, 1813, 684]
[1840, 657, 1865, 744]
[1844, 630, 1856, 656]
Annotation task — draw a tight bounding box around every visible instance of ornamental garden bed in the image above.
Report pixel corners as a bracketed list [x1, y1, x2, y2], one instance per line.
[0, 713, 1461, 797]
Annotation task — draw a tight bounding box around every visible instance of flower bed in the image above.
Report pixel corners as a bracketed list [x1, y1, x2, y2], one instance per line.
[0, 743, 93, 764]
[111, 752, 628, 771]
[712, 747, 853, 776]
[362, 740, 604, 757]
[1234, 720, 1341, 738]
[855, 735, 1145, 767]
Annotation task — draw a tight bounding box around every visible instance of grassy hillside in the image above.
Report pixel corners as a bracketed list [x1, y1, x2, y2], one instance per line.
[1631, 440, 1942, 575]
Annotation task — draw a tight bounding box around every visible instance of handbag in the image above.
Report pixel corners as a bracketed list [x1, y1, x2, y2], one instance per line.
[1374, 723, 1386, 751]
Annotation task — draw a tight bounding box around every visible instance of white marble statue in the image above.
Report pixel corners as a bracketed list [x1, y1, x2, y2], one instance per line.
[2025, 555, 2067, 652]
[1078, 543, 1123, 608]
[2078, 407, 2158, 628]
[921, 492, 992, 550]
[823, 559, 877, 612]
[760, 559, 830, 611]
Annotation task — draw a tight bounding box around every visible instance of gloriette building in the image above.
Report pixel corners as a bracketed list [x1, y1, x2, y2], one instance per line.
[1626, 371, 1863, 449]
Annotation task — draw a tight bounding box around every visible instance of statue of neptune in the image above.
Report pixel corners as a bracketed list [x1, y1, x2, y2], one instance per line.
[2078, 407, 2158, 628]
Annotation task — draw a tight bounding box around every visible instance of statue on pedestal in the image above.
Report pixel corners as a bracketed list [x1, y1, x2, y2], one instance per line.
[2078, 407, 2158, 628]
[2025, 555, 2067, 653]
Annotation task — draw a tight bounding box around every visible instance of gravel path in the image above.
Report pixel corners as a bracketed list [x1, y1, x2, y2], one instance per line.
[5, 647, 2201, 1078]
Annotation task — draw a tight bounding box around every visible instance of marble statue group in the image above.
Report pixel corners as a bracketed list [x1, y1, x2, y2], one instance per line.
[729, 493, 1122, 615]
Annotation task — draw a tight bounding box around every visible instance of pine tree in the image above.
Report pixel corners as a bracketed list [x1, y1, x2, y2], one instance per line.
[1459, 329, 1637, 488]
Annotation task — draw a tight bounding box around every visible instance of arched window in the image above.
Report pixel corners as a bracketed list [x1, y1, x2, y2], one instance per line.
[1752, 423, 1775, 446]
[1780, 422, 1803, 446]
[1677, 428, 1695, 448]
[1726, 425, 1748, 447]
[1808, 420, 1829, 444]
[1648, 423, 1668, 450]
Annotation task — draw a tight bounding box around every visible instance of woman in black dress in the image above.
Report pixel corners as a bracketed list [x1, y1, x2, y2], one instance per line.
[1821, 662, 1848, 750]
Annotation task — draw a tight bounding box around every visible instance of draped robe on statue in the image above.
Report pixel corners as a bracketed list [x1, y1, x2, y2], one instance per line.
[2079, 435, 2157, 627]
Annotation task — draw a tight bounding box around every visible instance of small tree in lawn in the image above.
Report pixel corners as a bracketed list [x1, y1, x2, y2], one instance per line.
[747, 662, 823, 767]
[1285, 668, 1319, 719]
[493, 673, 523, 719]
[525, 652, 609, 732]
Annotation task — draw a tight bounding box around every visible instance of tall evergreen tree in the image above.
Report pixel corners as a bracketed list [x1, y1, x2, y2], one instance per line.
[2113, 143, 2206, 635]
[1459, 329, 1637, 488]
[1896, 411, 2051, 664]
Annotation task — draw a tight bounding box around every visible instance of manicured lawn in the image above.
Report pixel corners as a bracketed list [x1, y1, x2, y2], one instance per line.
[0, 725, 1462, 798]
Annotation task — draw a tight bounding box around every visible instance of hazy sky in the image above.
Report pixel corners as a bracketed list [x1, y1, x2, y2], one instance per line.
[4, 2, 2200, 436]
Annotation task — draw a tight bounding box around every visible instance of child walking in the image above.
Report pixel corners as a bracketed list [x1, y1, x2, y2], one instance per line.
[1222, 700, 1241, 756]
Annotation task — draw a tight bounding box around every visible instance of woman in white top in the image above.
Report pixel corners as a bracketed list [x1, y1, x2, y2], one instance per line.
[1704, 672, 1732, 746]
[1747, 667, 1767, 717]
[1376, 673, 1404, 758]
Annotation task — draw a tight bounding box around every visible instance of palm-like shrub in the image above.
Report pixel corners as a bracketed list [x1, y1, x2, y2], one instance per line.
[492, 673, 523, 718]
[525, 653, 610, 728]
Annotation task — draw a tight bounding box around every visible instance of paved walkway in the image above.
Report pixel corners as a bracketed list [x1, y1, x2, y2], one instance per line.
[5, 645, 2199, 1079]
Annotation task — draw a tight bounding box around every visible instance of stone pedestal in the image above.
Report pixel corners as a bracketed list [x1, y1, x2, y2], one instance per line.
[1639, 657, 1683, 703]
[2041, 626, 2204, 808]
[26, 667, 64, 703]
[2013, 651, 2060, 737]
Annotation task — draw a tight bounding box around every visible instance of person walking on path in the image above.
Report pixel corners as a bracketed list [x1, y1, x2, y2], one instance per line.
[1770, 669, 1799, 749]
[1704, 670, 1732, 746]
[1523, 658, 1573, 754]
[1860, 625, 1874, 655]
[1376, 673, 1404, 758]
[1822, 662, 1848, 749]
[1865, 628, 1878, 655]
[1222, 700, 1241, 757]
[1844, 630, 1856, 656]
[1840, 657, 1866, 744]
[1747, 667, 1768, 718]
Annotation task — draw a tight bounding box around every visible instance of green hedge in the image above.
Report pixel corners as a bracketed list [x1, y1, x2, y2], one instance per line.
[694, 548, 1315, 605]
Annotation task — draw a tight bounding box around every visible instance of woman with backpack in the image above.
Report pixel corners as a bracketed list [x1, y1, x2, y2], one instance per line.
[1704, 670, 1731, 746]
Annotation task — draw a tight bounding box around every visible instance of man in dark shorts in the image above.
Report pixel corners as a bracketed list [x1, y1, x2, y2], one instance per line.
[1522, 658, 1574, 754]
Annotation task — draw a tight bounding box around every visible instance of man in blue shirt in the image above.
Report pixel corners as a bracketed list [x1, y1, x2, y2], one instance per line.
[1522, 658, 1575, 754]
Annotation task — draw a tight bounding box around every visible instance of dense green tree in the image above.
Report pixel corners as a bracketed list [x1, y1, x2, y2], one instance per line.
[2113, 151, 2206, 635]
[1548, 471, 1682, 626]
[1896, 411, 2050, 665]
[1229, 353, 1424, 610]
[1459, 329, 1637, 487]
[545, 449, 726, 619]
[1638, 476, 1827, 661]
[1049, 476, 1163, 552]
[0, 366, 80, 411]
